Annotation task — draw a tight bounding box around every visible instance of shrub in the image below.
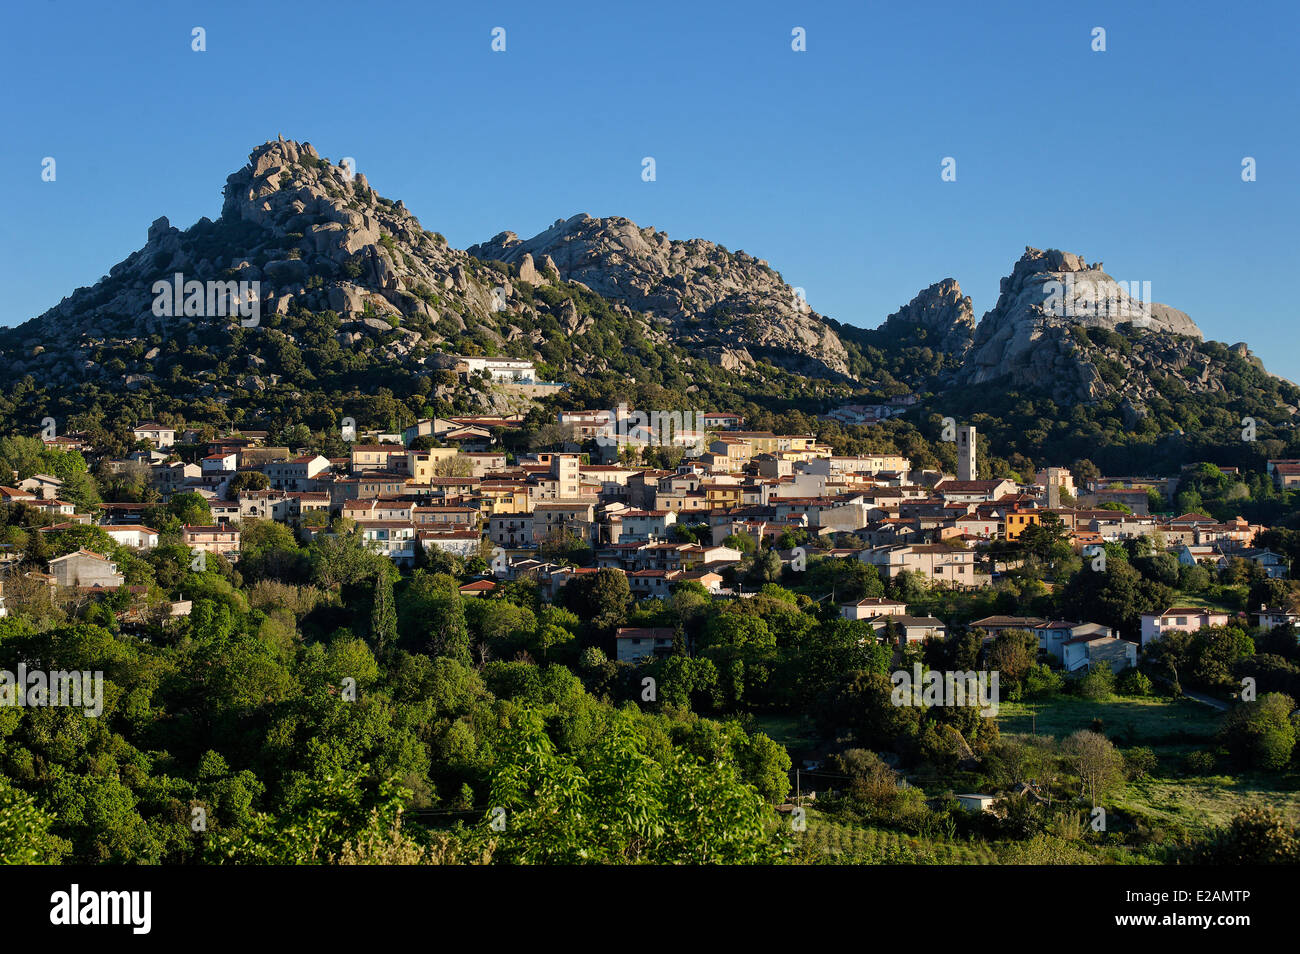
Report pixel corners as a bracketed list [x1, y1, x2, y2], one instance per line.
[1078, 662, 1115, 700]
[1184, 750, 1217, 774]
[1024, 663, 1065, 698]
[1123, 746, 1158, 780]
[1117, 669, 1153, 697]
[1197, 807, 1300, 864]
[1219, 692, 1298, 771]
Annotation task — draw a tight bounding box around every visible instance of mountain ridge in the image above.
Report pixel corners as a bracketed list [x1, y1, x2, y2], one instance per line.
[4, 137, 1293, 455]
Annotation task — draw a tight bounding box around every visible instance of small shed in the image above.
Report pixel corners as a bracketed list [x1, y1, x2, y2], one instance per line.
[955, 793, 996, 813]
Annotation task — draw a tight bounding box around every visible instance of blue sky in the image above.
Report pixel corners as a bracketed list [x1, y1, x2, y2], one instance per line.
[4, 0, 1297, 380]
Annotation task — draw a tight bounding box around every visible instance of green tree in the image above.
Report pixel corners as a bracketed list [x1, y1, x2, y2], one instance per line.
[1219, 692, 1297, 770]
[1077, 662, 1116, 700]
[0, 776, 69, 863]
[228, 471, 271, 493]
[369, 571, 398, 660]
[166, 491, 213, 526]
[484, 709, 785, 863]
[559, 568, 632, 638]
[1197, 806, 1300, 864]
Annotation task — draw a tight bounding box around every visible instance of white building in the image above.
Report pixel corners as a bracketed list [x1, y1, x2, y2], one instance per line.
[264, 454, 332, 491]
[102, 525, 160, 549]
[133, 423, 176, 449]
[840, 597, 908, 621]
[455, 356, 536, 383]
[418, 529, 482, 558]
[1062, 634, 1137, 673]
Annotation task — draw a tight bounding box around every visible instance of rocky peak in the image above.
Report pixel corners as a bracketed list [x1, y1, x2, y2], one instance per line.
[879, 278, 975, 356]
[956, 246, 1204, 401]
[469, 214, 850, 377]
[994, 246, 1201, 338]
[26, 138, 516, 348]
[8, 137, 860, 401]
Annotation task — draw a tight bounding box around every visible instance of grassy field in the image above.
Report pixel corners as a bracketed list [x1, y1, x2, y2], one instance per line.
[774, 694, 1297, 860]
[749, 713, 821, 752]
[1117, 774, 1300, 829]
[1001, 693, 1300, 831]
[998, 695, 1221, 745]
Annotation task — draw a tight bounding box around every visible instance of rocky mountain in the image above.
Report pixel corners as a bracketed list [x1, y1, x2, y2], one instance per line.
[20, 137, 506, 372]
[954, 247, 1204, 402]
[6, 138, 851, 414]
[469, 215, 849, 377]
[3, 138, 1293, 450]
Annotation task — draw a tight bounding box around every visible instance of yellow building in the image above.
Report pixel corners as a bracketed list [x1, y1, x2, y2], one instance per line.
[477, 482, 533, 515]
[703, 483, 743, 510]
[1004, 509, 1042, 541]
[403, 448, 461, 482]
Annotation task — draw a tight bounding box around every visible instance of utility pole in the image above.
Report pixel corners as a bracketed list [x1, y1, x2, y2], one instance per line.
[796, 768, 801, 803]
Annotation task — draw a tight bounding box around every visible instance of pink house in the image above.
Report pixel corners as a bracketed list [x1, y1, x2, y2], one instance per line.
[1139, 607, 1231, 647]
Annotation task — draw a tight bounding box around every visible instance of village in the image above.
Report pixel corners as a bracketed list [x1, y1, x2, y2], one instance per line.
[3, 355, 1296, 676]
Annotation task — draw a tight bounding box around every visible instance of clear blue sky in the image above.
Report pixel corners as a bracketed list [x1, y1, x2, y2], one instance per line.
[4, 0, 1297, 379]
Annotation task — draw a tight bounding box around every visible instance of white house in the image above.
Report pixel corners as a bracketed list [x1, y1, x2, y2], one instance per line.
[264, 455, 332, 491]
[33, 499, 76, 517]
[870, 615, 947, 644]
[455, 356, 536, 383]
[17, 474, 64, 499]
[49, 549, 124, 588]
[133, 422, 176, 449]
[102, 525, 160, 549]
[1255, 606, 1300, 631]
[955, 794, 997, 813]
[612, 509, 678, 543]
[1036, 620, 1114, 661]
[840, 597, 908, 621]
[202, 452, 238, 475]
[358, 521, 417, 565]
[418, 529, 482, 558]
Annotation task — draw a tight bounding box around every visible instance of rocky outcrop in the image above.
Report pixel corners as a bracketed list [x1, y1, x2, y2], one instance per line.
[468, 213, 850, 377]
[879, 278, 975, 357]
[955, 247, 1203, 401]
[26, 137, 495, 345]
[11, 141, 1284, 423]
[11, 138, 567, 401]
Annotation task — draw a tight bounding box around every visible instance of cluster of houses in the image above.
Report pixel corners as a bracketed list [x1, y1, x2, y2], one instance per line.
[838, 599, 1137, 672]
[1, 413, 1294, 663]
